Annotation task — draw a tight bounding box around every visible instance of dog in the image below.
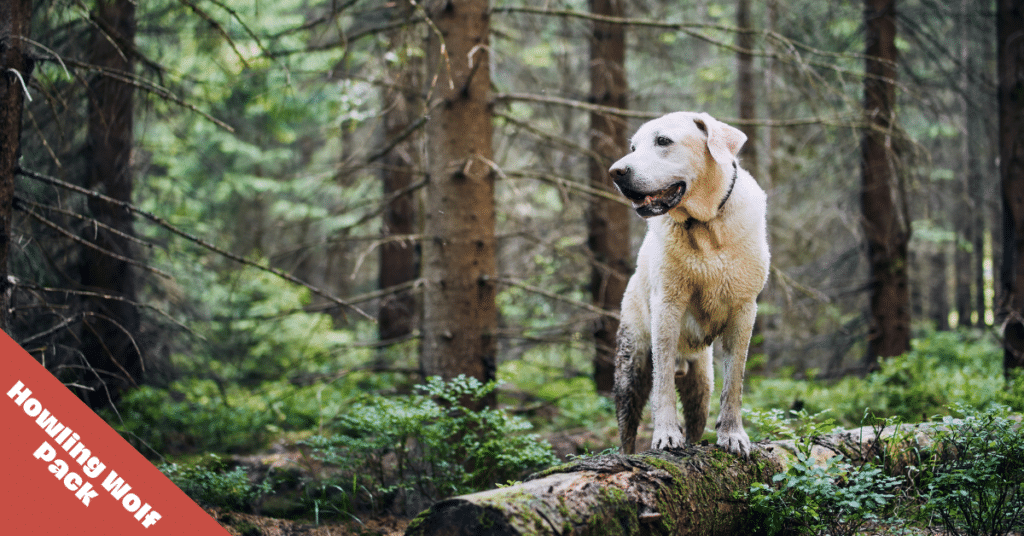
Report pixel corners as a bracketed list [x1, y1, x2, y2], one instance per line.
[609, 111, 769, 458]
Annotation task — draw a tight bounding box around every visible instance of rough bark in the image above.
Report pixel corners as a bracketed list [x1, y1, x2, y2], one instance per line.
[588, 0, 630, 394]
[998, 0, 1024, 372]
[404, 424, 932, 536]
[78, 0, 141, 405]
[0, 0, 32, 336]
[378, 5, 422, 344]
[420, 0, 497, 400]
[861, 0, 909, 364]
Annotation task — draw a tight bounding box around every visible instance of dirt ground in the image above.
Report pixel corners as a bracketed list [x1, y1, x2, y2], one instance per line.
[208, 508, 408, 536]
[205, 428, 610, 536]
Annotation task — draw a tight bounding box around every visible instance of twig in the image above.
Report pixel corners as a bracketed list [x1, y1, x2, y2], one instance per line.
[505, 170, 630, 206]
[366, 115, 429, 164]
[17, 167, 373, 321]
[15, 281, 200, 340]
[14, 198, 173, 280]
[16, 196, 160, 250]
[59, 58, 234, 132]
[491, 276, 618, 320]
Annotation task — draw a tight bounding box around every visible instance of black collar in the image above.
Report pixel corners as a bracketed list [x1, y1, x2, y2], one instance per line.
[684, 161, 738, 230]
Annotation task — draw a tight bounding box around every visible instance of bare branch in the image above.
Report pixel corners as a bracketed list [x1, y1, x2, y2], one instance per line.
[17, 167, 373, 321]
[14, 198, 173, 280]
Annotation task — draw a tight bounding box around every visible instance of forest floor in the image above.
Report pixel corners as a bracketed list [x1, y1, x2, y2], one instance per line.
[209, 507, 408, 536]
[206, 428, 608, 536]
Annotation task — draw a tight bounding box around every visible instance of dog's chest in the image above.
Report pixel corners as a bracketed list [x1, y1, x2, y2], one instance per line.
[661, 226, 750, 345]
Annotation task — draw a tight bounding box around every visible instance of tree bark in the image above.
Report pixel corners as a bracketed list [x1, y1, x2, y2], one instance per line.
[405, 424, 933, 536]
[861, 0, 909, 365]
[421, 0, 497, 402]
[0, 0, 32, 336]
[998, 0, 1024, 372]
[588, 0, 630, 394]
[79, 0, 141, 405]
[379, 5, 422, 344]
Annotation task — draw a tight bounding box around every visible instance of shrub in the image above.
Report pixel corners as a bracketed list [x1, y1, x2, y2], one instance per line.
[747, 329, 1013, 427]
[746, 439, 900, 536]
[160, 454, 272, 511]
[914, 404, 1024, 536]
[306, 375, 559, 513]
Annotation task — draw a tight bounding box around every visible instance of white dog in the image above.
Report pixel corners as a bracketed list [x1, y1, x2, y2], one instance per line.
[610, 111, 769, 458]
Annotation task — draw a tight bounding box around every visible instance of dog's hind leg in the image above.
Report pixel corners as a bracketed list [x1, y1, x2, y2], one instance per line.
[675, 346, 713, 444]
[614, 327, 651, 455]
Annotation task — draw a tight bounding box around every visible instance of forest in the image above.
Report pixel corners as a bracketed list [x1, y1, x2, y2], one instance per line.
[2, 0, 1024, 534]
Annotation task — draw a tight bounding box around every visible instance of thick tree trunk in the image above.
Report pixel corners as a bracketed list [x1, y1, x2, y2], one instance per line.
[79, 0, 141, 406]
[0, 0, 32, 336]
[998, 0, 1024, 373]
[420, 0, 497, 401]
[405, 424, 931, 536]
[588, 0, 630, 394]
[861, 0, 909, 365]
[378, 6, 422, 344]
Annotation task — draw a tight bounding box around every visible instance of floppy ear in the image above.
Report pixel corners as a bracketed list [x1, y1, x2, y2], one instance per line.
[682, 114, 747, 222]
[698, 113, 747, 165]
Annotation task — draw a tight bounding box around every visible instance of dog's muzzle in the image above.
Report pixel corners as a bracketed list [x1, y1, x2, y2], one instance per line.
[610, 166, 686, 218]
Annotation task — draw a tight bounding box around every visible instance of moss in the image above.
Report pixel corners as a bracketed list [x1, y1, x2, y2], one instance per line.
[403, 509, 430, 535]
[529, 461, 578, 479]
[588, 486, 640, 536]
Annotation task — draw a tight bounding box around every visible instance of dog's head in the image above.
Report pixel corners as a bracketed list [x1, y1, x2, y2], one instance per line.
[609, 112, 747, 221]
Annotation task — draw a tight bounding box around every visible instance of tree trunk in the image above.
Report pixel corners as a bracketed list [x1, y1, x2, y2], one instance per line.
[421, 0, 497, 402]
[737, 0, 767, 364]
[588, 0, 630, 394]
[379, 5, 422, 344]
[405, 423, 934, 536]
[998, 0, 1024, 372]
[928, 250, 950, 331]
[0, 0, 32, 336]
[861, 0, 909, 365]
[79, 0, 141, 405]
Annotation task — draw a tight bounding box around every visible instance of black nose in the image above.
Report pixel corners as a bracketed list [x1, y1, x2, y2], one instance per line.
[610, 165, 632, 186]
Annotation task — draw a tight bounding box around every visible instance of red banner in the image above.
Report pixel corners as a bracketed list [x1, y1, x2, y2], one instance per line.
[1, 331, 230, 535]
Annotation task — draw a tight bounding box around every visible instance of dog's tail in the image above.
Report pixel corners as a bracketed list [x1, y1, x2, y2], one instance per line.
[614, 328, 651, 455]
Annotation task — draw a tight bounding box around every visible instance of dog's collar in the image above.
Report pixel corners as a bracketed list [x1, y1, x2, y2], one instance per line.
[684, 161, 738, 230]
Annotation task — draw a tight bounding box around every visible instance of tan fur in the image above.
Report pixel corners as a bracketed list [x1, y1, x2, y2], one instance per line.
[610, 112, 769, 458]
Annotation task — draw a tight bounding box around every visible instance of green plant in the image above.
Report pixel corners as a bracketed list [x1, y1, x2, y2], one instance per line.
[914, 404, 1024, 536]
[160, 454, 272, 511]
[744, 407, 840, 442]
[748, 446, 900, 536]
[306, 375, 559, 512]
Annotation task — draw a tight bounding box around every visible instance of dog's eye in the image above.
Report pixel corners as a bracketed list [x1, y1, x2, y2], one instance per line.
[630, 144, 636, 152]
[655, 136, 673, 147]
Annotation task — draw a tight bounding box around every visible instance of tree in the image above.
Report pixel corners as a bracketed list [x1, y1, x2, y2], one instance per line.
[0, 0, 32, 336]
[861, 0, 909, 364]
[587, 0, 630, 394]
[78, 0, 142, 405]
[998, 0, 1024, 373]
[420, 0, 498, 400]
[378, 5, 423, 345]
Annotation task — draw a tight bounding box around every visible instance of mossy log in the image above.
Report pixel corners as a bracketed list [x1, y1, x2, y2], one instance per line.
[404, 424, 934, 536]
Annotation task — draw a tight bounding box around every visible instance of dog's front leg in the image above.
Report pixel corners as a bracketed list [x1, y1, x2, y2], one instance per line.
[650, 305, 685, 450]
[716, 300, 757, 458]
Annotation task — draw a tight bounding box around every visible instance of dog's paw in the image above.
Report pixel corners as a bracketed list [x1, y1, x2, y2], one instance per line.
[717, 428, 752, 459]
[651, 425, 686, 451]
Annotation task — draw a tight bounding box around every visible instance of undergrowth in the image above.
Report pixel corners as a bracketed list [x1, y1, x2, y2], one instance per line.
[745, 403, 1024, 536]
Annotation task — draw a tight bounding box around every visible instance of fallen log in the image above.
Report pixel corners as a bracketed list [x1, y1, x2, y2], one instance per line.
[404, 424, 932, 536]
